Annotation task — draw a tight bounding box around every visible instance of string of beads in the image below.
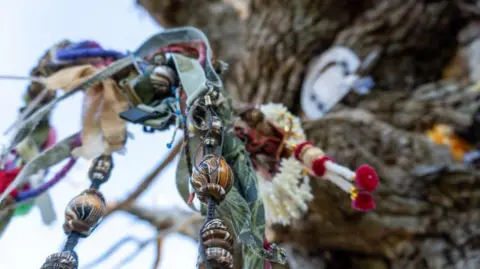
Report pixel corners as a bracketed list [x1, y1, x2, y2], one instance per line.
[40, 154, 114, 269]
[188, 91, 236, 269]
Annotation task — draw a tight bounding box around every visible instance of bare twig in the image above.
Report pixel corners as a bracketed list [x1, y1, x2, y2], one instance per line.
[120, 203, 204, 239]
[84, 204, 204, 268]
[82, 236, 153, 269]
[106, 140, 182, 216]
[111, 236, 156, 269]
[152, 236, 164, 269]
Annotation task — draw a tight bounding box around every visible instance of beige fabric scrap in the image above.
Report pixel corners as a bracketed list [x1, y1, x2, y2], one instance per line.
[45, 65, 128, 159]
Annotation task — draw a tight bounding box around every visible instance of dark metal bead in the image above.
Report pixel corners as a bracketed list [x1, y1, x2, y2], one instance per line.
[203, 137, 219, 148]
[40, 251, 78, 269]
[200, 219, 234, 269]
[88, 154, 113, 184]
[191, 155, 234, 204]
[210, 116, 223, 140]
[188, 107, 223, 140]
[64, 189, 106, 236]
[151, 53, 167, 66]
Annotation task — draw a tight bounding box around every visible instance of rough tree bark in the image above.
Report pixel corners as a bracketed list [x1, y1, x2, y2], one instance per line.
[137, 1, 480, 268]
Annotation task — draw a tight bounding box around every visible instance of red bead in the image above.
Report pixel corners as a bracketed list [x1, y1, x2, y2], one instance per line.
[352, 191, 375, 212]
[312, 156, 333, 177]
[294, 141, 313, 160]
[0, 167, 22, 198]
[355, 165, 379, 192]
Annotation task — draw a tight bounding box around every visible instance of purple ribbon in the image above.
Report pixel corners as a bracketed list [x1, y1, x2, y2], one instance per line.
[55, 40, 125, 62]
[15, 158, 77, 202]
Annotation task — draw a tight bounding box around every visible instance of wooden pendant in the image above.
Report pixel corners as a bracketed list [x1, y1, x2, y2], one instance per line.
[40, 251, 78, 269]
[63, 189, 106, 236]
[200, 219, 234, 269]
[191, 155, 234, 203]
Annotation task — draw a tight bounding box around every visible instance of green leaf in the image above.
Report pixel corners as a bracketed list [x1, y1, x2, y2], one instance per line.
[216, 94, 287, 265]
[243, 244, 265, 269]
[217, 187, 251, 238]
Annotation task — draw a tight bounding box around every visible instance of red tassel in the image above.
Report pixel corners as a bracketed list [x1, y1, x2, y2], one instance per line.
[311, 156, 333, 177]
[355, 165, 379, 193]
[0, 167, 23, 198]
[294, 141, 313, 160]
[352, 191, 375, 212]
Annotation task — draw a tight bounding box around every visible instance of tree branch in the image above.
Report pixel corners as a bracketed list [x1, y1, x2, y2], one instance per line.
[152, 236, 163, 269]
[119, 203, 204, 238]
[136, 0, 245, 61]
[106, 140, 182, 216]
[85, 203, 204, 268]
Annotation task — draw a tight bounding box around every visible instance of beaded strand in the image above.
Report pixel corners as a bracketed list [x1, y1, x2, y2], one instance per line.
[40, 154, 114, 269]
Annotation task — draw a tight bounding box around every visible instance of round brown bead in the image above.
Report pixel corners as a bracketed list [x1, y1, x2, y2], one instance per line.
[191, 155, 234, 204]
[40, 251, 78, 269]
[64, 189, 106, 237]
[200, 219, 234, 269]
[150, 65, 176, 96]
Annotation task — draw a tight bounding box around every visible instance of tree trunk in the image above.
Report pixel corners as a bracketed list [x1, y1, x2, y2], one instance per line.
[137, 0, 480, 268]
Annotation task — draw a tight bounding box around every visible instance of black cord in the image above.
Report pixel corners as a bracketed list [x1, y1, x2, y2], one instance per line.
[63, 232, 81, 251]
[183, 120, 194, 176]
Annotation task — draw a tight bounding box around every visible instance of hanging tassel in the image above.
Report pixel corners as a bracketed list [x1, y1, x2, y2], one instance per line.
[294, 142, 379, 212]
[354, 165, 379, 193]
[351, 189, 376, 211]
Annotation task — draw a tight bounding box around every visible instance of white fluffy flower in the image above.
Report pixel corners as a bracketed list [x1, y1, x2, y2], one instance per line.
[259, 103, 306, 145]
[259, 157, 314, 226]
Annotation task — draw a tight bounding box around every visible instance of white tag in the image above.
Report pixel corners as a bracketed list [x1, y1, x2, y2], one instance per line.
[301, 47, 361, 120]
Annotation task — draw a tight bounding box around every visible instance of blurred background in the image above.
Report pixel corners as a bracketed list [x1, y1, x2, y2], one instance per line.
[2, 0, 480, 269]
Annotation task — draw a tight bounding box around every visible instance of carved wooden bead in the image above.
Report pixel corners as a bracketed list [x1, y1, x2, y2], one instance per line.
[88, 154, 113, 184]
[191, 155, 234, 203]
[64, 189, 106, 236]
[40, 251, 78, 269]
[200, 219, 234, 269]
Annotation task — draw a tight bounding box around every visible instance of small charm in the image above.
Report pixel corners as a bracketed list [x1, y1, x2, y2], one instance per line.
[200, 219, 234, 269]
[64, 189, 106, 236]
[150, 65, 177, 96]
[88, 154, 114, 185]
[191, 155, 234, 204]
[40, 251, 78, 269]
